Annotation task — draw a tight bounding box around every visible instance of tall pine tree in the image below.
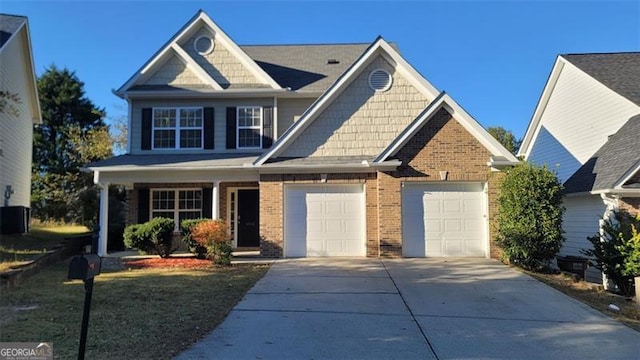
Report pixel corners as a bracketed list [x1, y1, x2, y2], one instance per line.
[32, 65, 111, 225]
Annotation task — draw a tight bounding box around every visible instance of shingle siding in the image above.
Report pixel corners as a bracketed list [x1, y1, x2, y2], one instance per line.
[280, 56, 430, 157]
[0, 30, 34, 208]
[276, 98, 316, 137]
[144, 55, 204, 86]
[180, 27, 263, 87]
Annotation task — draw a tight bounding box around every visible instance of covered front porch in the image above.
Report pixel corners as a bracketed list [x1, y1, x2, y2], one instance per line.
[85, 153, 262, 256]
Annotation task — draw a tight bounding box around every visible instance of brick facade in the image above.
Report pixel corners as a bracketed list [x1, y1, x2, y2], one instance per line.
[378, 108, 501, 258]
[619, 197, 640, 216]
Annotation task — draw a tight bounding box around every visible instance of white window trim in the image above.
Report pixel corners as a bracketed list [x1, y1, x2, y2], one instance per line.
[152, 107, 204, 150]
[236, 106, 263, 149]
[150, 188, 203, 231]
[193, 35, 215, 55]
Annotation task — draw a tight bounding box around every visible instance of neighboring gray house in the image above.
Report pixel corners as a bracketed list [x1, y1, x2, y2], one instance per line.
[518, 53, 640, 283]
[0, 14, 41, 234]
[86, 10, 518, 257]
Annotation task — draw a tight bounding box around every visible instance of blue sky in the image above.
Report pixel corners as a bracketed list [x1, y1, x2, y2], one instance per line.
[2, 1, 639, 138]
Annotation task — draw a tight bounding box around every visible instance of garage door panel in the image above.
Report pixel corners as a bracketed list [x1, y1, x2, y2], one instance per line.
[285, 185, 365, 257]
[403, 182, 486, 257]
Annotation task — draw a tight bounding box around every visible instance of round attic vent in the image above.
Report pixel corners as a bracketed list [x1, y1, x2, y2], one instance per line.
[194, 35, 214, 55]
[368, 69, 392, 92]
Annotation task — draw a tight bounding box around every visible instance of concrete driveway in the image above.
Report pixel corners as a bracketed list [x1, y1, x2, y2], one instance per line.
[175, 258, 640, 360]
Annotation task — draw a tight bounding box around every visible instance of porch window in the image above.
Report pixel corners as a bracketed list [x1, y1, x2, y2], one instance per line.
[151, 189, 202, 229]
[153, 107, 203, 149]
[237, 106, 262, 149]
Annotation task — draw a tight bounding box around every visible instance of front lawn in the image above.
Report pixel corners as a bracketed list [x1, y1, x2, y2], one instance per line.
[0, 224, 90, 271]
[0, 259, 269, 359]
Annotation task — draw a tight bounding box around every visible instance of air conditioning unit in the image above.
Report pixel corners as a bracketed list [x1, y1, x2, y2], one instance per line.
[0, 206, 30, 234]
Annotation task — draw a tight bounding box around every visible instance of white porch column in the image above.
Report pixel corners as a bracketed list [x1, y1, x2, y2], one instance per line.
[212, 181, 220, 219]
[98, 183, 109, 256]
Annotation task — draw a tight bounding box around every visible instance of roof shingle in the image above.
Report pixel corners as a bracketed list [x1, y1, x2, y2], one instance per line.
[562, 52, 640, 106]
[563, 114, 640, 194]
[0, 14, 26, 49]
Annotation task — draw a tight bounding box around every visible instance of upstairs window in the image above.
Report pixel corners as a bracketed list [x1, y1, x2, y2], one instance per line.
[153, 107, 203, 149]
[237, 106, 262, 149]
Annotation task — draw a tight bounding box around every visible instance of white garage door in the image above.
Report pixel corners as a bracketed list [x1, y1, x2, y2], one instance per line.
[402, 182, 487, 257]
[285, 184, 365, 257]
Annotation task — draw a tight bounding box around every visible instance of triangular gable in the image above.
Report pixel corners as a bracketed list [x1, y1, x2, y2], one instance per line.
[518, 55, 640, 159]
[115, 10, 280, 96]
[141, 49, 218, 88]
[618, 162, 640, 189]
[254, 36, 440, 165]
[375, 92, 519, 164]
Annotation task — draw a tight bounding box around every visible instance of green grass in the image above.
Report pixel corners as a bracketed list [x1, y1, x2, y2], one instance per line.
[0, 224, 89, 271]
[0, 261, 269, 359]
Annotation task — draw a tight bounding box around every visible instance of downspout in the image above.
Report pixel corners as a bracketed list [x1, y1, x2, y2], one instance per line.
[599, 193, 619, 290]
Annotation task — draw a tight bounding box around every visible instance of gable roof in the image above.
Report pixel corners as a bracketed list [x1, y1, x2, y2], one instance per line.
[562, 52, 640, 107]
[518, 53, 640, 158]
[0, 14, 26, 49]
[115, 10, 281, 96]
[0, 13, 41, 124]
[563, 114, 640, 194]
[255, 36, 440, 165]
[375, 92, 519, 165]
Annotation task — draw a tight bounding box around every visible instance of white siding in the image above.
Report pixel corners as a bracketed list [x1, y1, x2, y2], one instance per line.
[129, 98, 274, 154]
[280, 56, 430, 157]
[277, 98, 315, 137]
[562, 195, 606, 283]
[0, 31, 35, 208]
[527, 62, 640, 183]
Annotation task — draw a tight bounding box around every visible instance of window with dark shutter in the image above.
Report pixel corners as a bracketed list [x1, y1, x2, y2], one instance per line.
[141, 108, 152, 150]
[138, 189, 150, 223]
[226, 107, 237, 149]
[262, 106, 273, 148]
[204, 107, 215, 149]
[202, 188, 213, 218]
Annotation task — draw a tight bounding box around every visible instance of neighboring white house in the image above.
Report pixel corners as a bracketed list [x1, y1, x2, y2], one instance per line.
[518, 53, 640, 283]
[0, 14, 41, 234]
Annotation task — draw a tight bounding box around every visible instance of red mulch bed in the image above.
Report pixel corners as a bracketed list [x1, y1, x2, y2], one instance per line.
[124, 257, 213, 269]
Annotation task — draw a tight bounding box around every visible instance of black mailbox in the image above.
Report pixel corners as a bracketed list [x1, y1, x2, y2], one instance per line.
[68, 254, 102, 280]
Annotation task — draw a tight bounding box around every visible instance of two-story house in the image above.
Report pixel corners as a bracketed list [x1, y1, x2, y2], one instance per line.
[0, 14, 41, 234]
[86, 10, 518, 258]
[518, 52, 640, 283]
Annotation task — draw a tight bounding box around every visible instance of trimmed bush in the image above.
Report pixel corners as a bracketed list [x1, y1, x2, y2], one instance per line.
[191, 219, 232, 265]
[122, 217, 176, 258]
[496, 162, 565, 271]
[145, 217, 175, 258]
[123, 224, 151, 254]
[582, 210, 640, 296]
[181, 218, 209, 259]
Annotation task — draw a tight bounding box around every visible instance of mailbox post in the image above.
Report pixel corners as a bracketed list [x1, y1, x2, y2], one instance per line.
[68, 254, 101, 360]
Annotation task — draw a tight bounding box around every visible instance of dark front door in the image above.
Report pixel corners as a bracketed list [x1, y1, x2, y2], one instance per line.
[237, 189, 259, 247]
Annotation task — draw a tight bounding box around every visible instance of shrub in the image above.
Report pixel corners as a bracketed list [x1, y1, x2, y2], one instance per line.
[496, 162, 565, 271]
[123, 224, 151, 253]
[181, 218, 209, 259]
[122, 218, 175, 258]
[145, 217, 175, 258]
[582, 210, 640, 296]
[191, 219, 232, 265]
